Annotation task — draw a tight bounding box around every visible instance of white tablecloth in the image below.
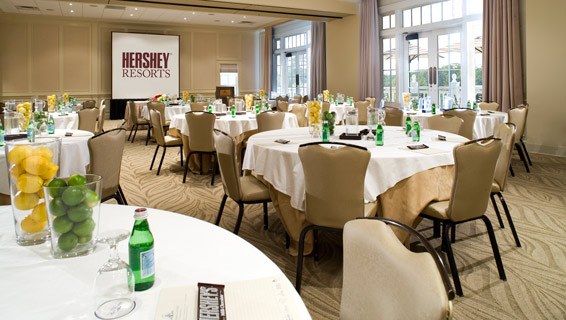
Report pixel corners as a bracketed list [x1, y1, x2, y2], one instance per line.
[169, 112, 299, 138]
[51, 112, 79, 130]
[403, 110, 507, 139]
[0, 129, 93, 194]
[141, 105, 192, 121]
[289, 103, 354, 123]
[242, 126, 467, 211]
[0, 204, 311, 319]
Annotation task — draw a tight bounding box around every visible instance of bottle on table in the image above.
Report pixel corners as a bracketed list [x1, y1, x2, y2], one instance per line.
[473, 102, 478, 111]
[231, 106, 236, 118]
[129, 208, 155, 291]
[48, 115, 55, 134]
[432, 103, 436, 115]
[255, 102, 260, 115]
[405, 116, 412, 136]
[208, 105, 213, 113]
[265, 102, 269, 112]
[467, 101, 471, 109]
[322, 120, 329, 142]
[375, 124, 384, 146]
[412, 120, 421, 142]
[26, 114, 35, 143]
[0, 120, 5, 147]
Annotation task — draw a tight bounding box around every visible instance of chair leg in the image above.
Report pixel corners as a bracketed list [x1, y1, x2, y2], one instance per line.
[233, 203, 245, 235]
[433, 221, 441, 238]
[118, 185, 128, 205]
[114, 192, 124, 205]
[128, 125, 135, 141]
[210, 154, 216, 186]
[451, 224, 456, 243]
[285, 232, 290, 249]
[296, 226, 314, 294]
[443, 222, 463, 296]
[441, 222, 447, 252]
[497, 192, 521, 248]
[145, 125, 151, 145]
[490, 193, 505, 228]
[515, 143, 530, 173]
[199, 153, 204, 175]
[215, 194, 228, 226]
[132, 125, 139, 143]
[521, 139, 533, 166]
[480, 216, 507, 281]
[150, 145, 159, 170]
[182, 152, 194, 183]
[263, 202, 268, 230]
[157, 146, 167, 176]
[179, 146, 184, 168]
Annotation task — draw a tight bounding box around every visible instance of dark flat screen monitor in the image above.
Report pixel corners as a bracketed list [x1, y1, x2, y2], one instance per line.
[216, 86, 234, 105]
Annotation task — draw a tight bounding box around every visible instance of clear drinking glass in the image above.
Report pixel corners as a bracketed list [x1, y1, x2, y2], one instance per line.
[94, 230, 136, 320]
[345, 109, 359, 136]
[367, 107, 379, 140]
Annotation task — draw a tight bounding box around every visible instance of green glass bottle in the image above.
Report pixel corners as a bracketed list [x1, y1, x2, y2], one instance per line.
[208, 105, 212, 113]
[26, 114, 35, 143]
[412, 120, 420, 142]
[467, 101, 471, 109]
[48, 115, 55, 134]
[0, 120, 5, 147]
[405, 116, 412, 136]
[322, 120, 329, 142]
[432, 103, 436, 115]
[473, 102, 478, 111]
[129, 208, 155, 291]
[231, 106, 236, 118]
[375, 124, 384, 146]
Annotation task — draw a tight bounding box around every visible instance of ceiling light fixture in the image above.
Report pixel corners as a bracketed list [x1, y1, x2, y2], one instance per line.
[231, 20, 234, 23]
[243, 16, 246, 18]
[69, 3, 72, 6]
[70, 9, 74, 13]
[192, 12, 195, 15]
[130, 13, 133, 16]
[134, 7, 138, 10]
[183, 17, 187, 20]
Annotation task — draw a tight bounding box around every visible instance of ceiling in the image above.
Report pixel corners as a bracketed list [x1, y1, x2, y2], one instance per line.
[0, 0, 358, 28]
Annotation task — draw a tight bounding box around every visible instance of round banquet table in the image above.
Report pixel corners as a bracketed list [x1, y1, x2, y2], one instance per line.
[242, 126, 468, 254]
[0, 129, 93, 195]
[51, 112, 79, 130]
[0, 204, 311, 319]
[140, 104, 192, 121]
[403, 110, 508, 139]
[289, 103, 354, 123]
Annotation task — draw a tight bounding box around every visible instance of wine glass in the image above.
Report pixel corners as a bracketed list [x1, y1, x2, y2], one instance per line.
[94, 230, 136, 320]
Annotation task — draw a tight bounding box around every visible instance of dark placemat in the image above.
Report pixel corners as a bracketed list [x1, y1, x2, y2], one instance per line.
[5, 133, 28, 141]
[339, 132, 362, 140]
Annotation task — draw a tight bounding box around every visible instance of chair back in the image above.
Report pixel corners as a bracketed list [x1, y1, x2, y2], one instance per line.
[448, 138, 502, 222]
[149, 109, 166, 146]
[341, 218, 454, 320]
[301, 95, 309, 103]
[290, 104, 307, 127]
[298, 142, 370, 229]
[88, 128, 126, 200]
[493, 123, 516, 191]
[322, 101, 330, 114]
[257, 111, 285, 132]
[427, 115, 463, 135]
[185, 112, 216, 152]
[82, 100, 96, 109]
[95, 104, 106, 134]
[127, 100, 139, 123]
[508, 106, 527, 143]
[383, 106, 403, 126]
[78, 108, 98, 133]
[148, 101, 166, 125]
[276, 100, 289, 112]
[354, 101, 370, 125]
[365, 97, 376, 107]
[214, 130, 243, 201]
[443, 109, 477, 139]
[479, 102, 499, 111]
[294, 95, 302, 101]
[190, 102, 208, 112]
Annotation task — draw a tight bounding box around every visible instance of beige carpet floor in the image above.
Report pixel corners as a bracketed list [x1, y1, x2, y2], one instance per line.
[111, 121, 566, 319]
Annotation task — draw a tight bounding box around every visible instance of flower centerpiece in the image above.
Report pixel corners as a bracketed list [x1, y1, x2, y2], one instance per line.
[63, 93, 69, 103]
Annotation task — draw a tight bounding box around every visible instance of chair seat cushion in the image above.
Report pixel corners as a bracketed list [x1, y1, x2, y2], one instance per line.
[422, 201, 450, 220]
[136, 119, 149, 125]
[240, 176, 270, 202]
[164, 136, 182, 146]
[491, 181, 501, 193]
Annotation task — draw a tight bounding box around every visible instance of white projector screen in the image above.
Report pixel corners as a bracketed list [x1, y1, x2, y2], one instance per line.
[112, 32, 179, 99]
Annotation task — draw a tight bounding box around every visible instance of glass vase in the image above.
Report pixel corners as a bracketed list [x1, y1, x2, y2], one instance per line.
[5, 137, 62, 246]
[43, 174, 102, 258]
[307, 101, 322, 138]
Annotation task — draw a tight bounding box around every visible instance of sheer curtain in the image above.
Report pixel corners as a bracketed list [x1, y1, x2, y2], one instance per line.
[482, 0, 524, 112]
[310, 21, 327, 99]
[358, 0, 381, 101]
[262, 27, 272, 95]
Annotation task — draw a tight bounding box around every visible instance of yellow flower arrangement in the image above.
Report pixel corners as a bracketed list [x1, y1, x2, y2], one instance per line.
[182, 91, 189, 103]
[323, 90, 329, 102]
[307, 101, 322, 136]
[63, 93, 69, 103]
[245, 94, 254, 111]
[259, 89, 264, 100]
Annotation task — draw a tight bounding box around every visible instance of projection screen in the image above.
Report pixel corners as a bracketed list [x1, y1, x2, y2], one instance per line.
[112, 32, 179, 99]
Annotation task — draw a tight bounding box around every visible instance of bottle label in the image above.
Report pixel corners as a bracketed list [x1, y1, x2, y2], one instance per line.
[140, 248, 155, 279]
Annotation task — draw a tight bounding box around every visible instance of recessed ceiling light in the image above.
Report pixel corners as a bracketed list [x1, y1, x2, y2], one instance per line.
[130, 13, 133, 16]
[183, 17, 187, 20]
[243, 16, 246, 18]
[134, 7, 138, 10]
[192, 12, 195, 15]
[231, 20, 234, 23]
[69, 3, 72, 6]
[70, 9, 74, 13]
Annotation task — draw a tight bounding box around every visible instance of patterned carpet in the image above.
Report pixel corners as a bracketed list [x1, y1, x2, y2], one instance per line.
[111, 121, 566, 319]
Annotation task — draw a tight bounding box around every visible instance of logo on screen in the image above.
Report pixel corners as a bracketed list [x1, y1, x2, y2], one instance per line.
[122, 52, 172, 78]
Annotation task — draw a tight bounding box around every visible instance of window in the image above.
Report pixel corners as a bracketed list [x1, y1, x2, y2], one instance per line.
[382, 38, 397, 102]
[402, 0, 466, 28]
[219, 64, 238, 96]
[382, 13, 396, 30]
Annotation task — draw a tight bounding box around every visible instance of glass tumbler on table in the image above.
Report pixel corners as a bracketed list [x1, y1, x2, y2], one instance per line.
[345, 109, 359, 136]
[366, 107, 379, 140]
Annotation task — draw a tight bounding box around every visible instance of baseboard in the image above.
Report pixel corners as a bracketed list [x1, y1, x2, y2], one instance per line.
[524, 143, 566, 157]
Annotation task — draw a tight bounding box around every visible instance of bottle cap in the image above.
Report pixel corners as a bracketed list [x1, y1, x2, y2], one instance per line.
[134, 207, 148, 220]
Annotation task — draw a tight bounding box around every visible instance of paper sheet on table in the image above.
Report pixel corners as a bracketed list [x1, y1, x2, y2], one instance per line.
[400, 147, 451, 155]
[431, 136, 468, 143]
[154, 275, 303, 320]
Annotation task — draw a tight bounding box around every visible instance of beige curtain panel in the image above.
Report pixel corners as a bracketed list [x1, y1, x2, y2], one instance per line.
[482, 0, 524, 112]
[262, 27, 272, 94]
[310, 21, 327, 99]
[358, 0, 381, 101]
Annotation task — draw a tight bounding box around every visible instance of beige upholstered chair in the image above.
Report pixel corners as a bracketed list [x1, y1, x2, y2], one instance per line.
[420, 137, 505, 296]
[289, 104, 307, 127]
[295, 142, 371, 293]
[190, 102, 208, 112]
[78, 108, 98, 134]
[276, 100, 289, 112]
[365, 97, 376, 107]
[479, 102, 499, 111]
[321, 101, 330, 115]
[383, 106, 403, 126]
[341, 218, 454, 320]
[427, 115, 464, 135]
[490, 123, 521, 247]
[443, 109, 477, 139]
[256, 111, 285, 132]
[354, 101, 370, 125]
[95, 103, 106, 134]
[301, 95, 309, 103]
[88, 128, 128, 205]
[214, 129, 271, 234]
[149, 109, 183, 176]
[147, 101, 170, 128]
[294, 95, 302, 102]
[182, 111, 217, 185]
[127, 100, 151, 145]
[508, 106, 532, 173]
[82, 100, 96, 109]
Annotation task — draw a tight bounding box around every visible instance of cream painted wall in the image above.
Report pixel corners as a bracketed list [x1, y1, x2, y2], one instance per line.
[523, 0, 566, 155]
[0, 13, 259, 103]
[326, 13, 360, 99]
